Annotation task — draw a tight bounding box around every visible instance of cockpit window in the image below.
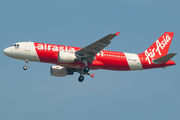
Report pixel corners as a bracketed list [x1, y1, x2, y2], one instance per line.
[11, 44, 19, 46]
[11, 44, 20, 49]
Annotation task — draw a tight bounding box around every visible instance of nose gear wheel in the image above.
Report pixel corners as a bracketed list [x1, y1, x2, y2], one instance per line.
[23, 59, 28, 70]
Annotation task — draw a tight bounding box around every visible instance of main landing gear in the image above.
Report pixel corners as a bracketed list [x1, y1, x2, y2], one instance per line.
[83, 66, 90, 73]
[78, 73, 94, 82]
[77, 58, 92, 82]
[23, 59, 28, 70]
[78, 75, 84, 82]
[77, 70, 95, 82]
[82, 58, 90, 73]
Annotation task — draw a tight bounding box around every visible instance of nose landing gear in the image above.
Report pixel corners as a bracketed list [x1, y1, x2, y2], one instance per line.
[23, 66, 27, 70]
[23, 59, 28, 70]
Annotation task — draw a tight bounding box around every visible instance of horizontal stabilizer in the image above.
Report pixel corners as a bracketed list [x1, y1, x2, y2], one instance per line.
[152, 53, 177, 64]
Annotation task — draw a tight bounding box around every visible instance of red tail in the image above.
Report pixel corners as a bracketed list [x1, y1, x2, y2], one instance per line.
[140, 32, 174, 64]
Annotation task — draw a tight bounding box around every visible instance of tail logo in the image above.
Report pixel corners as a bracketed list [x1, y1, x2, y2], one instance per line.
[145, 34, 171, 64]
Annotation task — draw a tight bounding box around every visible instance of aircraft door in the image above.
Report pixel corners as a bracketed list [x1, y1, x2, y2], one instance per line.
[25, 42, 31, 52]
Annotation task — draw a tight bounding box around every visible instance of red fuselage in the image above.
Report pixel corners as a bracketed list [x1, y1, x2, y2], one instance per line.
[34, 42, 175, 71]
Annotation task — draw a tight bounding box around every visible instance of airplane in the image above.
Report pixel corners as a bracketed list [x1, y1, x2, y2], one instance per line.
[3, 32, 177, 82]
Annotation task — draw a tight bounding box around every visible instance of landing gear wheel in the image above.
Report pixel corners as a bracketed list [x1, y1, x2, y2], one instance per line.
[78, 75, 84, 82]
[23, 66, 27, 70]
[23, 59, 29, 70]
[83, 66, 90, 73]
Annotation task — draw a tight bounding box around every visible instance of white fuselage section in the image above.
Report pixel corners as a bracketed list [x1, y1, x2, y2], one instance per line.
[124, 53, 143, 70]
[3, 42, 40, 62]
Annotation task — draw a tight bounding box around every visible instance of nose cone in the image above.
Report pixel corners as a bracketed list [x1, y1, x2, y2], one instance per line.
[3, 47, 11, 56]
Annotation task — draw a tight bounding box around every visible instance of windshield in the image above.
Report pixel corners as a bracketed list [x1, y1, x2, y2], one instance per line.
[11, 44, 19, 46]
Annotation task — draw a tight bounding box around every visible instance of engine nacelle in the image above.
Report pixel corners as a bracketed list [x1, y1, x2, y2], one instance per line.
[51, 66, 73, 77]
[58, 51, 77, 63]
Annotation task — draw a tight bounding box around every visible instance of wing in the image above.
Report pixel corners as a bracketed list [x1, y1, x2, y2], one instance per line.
[75, 32, 120, 63]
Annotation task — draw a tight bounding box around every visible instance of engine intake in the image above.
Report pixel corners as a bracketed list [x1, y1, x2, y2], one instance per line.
[51, 66, 73, 77]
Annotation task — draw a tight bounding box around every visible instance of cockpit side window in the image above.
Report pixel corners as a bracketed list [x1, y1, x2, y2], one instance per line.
[11, 44, 20, 49]
[12, 44, 16, 46]
[11, 44, 20, 46]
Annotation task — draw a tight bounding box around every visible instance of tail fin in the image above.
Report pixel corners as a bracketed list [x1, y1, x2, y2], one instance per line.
[140, 32, 174, 64]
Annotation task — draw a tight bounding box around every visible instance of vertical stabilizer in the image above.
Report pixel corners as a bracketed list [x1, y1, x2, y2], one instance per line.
[140, 32, 174, 64]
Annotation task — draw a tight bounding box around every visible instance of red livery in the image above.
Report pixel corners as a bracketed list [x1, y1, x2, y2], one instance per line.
[3, 32, 176, 82]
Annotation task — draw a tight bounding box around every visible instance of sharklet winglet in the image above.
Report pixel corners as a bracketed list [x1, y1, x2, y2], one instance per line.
[115, 32, 120, 36]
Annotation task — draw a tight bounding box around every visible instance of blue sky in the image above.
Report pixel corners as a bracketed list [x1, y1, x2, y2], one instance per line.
[0, 0, 179, 120]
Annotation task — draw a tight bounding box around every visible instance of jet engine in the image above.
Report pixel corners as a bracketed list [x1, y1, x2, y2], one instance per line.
[51, 66, 73, 77]
[58, 51, 77, 63]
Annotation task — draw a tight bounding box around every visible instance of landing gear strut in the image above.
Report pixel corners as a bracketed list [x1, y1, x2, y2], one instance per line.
[82, 58, 90, 73]
[78, 75, 84, 82]
[23, 59, 28, 70]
